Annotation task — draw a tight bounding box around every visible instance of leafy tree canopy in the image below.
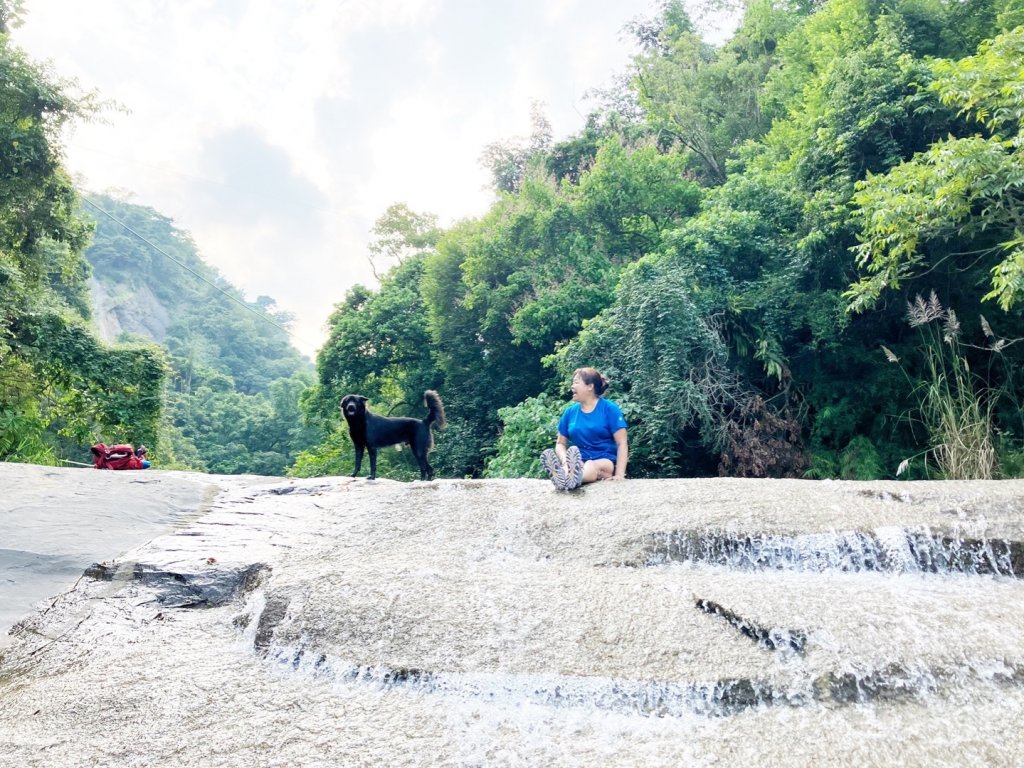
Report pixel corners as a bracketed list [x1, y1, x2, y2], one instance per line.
[1, 29, 166, 463]
[848, 26, 1024, 312]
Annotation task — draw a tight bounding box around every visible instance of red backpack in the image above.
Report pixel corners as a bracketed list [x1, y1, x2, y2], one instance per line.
[90, 443, 145, 470]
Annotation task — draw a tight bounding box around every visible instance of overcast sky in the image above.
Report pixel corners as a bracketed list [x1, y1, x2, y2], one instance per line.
[15, 0, 739, 357]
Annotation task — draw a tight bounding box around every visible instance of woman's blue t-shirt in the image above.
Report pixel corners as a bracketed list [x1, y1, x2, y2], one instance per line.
[558, 398, 628, 462]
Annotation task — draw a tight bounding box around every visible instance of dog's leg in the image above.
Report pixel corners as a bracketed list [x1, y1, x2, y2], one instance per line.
[353, 445, 364, 477]
[413, 452, 429, 481]
[368, 447, 378, 480]
[410, 433, 427, 480]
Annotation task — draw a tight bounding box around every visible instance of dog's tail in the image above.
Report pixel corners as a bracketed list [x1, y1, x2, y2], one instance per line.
[423, 390, 446, 430]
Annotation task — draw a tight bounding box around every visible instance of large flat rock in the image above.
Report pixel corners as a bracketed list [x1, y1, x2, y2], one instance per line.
[2, 467, 1023, 766]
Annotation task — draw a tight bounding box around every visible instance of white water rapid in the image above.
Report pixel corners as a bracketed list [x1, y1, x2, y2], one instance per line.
[2, 465, 1024, 766]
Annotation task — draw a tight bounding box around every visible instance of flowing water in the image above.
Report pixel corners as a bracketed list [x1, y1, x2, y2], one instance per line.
[0, 463, 255, 644]
[2, 471, 1023, 766]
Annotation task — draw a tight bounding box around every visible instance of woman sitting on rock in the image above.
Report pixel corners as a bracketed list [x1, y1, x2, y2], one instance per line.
[541, 367, 628, 490]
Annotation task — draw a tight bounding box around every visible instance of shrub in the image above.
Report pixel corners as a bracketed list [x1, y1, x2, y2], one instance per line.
[484, 394, 564, 478]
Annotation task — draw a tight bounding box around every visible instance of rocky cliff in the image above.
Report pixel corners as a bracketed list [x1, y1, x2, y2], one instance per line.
[88, 276, 172, 343]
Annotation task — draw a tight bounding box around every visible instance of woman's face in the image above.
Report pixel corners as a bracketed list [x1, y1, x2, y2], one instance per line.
[570, 373, 593, 401]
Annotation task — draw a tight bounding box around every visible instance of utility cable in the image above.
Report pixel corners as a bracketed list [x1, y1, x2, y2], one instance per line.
[80, 196, 293, 335]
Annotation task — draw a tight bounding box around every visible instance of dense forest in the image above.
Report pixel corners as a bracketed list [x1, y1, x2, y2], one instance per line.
[3, 0, 1024, 481]
[299, 0, 1024, 481]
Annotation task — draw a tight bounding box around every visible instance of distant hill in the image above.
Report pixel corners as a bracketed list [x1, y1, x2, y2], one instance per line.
[83, 193, 311, 394]
[81, 193, 320, 474]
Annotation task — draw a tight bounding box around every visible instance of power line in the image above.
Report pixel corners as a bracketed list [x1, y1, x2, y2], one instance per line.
[80, 196, 293, 336]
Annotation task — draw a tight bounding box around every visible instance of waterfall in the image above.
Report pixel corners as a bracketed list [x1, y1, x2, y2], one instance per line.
[641, 527, 1024, 577]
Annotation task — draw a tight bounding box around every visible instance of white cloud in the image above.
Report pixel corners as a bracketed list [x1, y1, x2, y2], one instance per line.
[542, 0, 582, 24]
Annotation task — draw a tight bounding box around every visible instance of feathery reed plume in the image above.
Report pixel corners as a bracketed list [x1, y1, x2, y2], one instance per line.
[943, 308, 960, 344]
[907, 291, 944, 327]
[980, 315, 994, 339]
[907, 297, 925, 327]
[881, 345, 900, 363]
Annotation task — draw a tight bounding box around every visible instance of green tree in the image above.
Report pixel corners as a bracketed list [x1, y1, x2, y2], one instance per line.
[480, 102, 553, 194]
[367, 202, 441, 280]
[419, 136, 701, 476]
[301, 0, 1024, 482]
[848, 27, 1024, 312]
[315, 255, 441, 416]
[0, 0, 24, 33]
[1, 28, 169, 463]
[631, 0, 782, 185]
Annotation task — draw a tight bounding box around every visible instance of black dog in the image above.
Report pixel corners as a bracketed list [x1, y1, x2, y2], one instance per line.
[340, 390, 446, 480]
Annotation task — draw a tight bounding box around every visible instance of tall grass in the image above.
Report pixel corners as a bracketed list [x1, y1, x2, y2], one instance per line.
[886, 292, 1001, 480]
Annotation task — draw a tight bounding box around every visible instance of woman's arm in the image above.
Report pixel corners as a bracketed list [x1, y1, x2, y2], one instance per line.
[610, 428, 628, 480]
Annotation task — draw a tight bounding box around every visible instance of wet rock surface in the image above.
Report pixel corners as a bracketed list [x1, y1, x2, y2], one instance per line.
[0, 462, 233, 633]
[83, 560, 269, 608]
[695, 597, 808, 653]
[2, 468, 1024, 766]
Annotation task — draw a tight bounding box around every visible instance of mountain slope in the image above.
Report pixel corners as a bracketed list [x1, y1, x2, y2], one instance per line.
[83, 193, 310, 394]
[81, 193, 320, 474]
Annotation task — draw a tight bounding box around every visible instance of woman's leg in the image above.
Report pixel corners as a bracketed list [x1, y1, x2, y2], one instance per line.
[540, 448, 567, 489]
[581, 458, 614, 484]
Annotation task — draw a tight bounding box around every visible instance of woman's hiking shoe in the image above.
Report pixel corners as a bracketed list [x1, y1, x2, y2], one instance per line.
[541, 449, 568, 490]
[565, 446, 584, 490]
